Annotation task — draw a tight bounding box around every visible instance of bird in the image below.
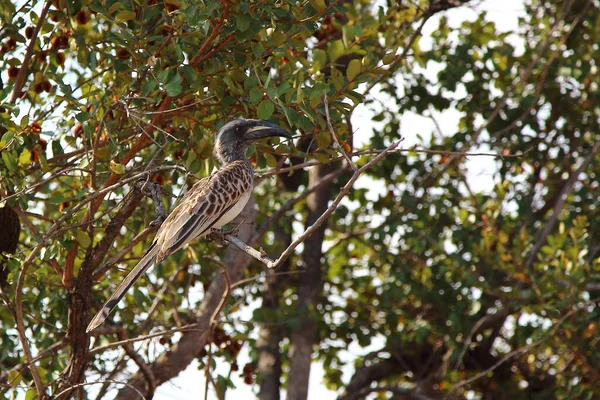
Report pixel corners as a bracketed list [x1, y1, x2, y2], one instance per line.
[87, 119, 291, 332]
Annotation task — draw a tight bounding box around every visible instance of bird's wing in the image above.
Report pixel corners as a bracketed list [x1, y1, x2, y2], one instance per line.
[87, 162, 252, 332]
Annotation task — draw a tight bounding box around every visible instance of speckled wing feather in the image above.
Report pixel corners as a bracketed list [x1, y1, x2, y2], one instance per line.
[86, 160, 253, 332]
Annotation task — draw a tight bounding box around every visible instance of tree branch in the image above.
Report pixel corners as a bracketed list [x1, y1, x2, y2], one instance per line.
[524, 139, 600, 269]
[9, 0, 52, 103]
[269, 139, 402, 269]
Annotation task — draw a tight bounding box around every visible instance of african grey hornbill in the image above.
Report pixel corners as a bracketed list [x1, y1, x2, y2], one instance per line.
[87, 119, 292, 332]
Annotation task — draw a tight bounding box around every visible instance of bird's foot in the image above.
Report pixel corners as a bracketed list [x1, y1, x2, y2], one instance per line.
[137, 180, 168, 227]
[206, 224, 242, 244]
[149, 215, 166, 227]
[206, 229, 227, 245]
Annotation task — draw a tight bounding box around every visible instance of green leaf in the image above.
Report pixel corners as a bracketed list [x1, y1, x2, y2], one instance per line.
[76, 230, 92, 248]
[236, 14, 251, 32]
[141, 79, 157, 96]
[164, 73, 183, 96]
[263, 152, 277, 167]
[25, 389, 37, 400]
[257, 100, 275, 120]
[18, 148, 31, 166]
[108, 2, 123, 14]
[133, 288, 146, 306]
[346, 59, 361, 81]
[76, 112, 91, 123]
[313, 49, 327, 70]
[0, 131, 14, 148]
[308, 0, 326, 12]
[328, 40, 345, 62]
[7, 369, 21, 388]
[244, 75, 258, 91]
[109, 160, 126, 174]
[182, 66, 200, 92]
[316, 130, 331, 149]
[331, 67, 344, 91]
[116, 10, 136, 21]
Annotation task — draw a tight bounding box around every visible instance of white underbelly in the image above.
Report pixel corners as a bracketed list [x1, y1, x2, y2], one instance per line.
[213, 190, 251, 228]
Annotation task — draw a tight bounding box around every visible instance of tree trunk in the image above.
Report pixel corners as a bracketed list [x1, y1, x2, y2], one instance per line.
[257, 222, 290, 400]
[287, 164, 333, 400]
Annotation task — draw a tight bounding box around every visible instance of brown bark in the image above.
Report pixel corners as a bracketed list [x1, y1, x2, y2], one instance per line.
[257, 140, 310, 400]
[257, 222, 290, 400]
[114, 196, 257, 399]
[0, 204, 20, 289]
[57, 188, 145, 399]
[287, 164, 333, 400]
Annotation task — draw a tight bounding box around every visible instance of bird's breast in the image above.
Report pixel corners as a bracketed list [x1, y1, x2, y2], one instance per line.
[213, 189, 252, 228]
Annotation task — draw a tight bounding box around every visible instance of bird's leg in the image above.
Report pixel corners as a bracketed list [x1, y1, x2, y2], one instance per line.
[137, 180, 168, 227]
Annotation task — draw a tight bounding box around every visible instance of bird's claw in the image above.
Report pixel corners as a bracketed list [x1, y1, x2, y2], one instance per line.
[206, 226, 240, 245]
[206, 229, 227, 245]
[149, 215, 166, 227]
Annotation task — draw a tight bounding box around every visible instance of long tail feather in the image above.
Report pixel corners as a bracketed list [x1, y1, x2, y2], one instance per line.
[87, 245, 159, 332]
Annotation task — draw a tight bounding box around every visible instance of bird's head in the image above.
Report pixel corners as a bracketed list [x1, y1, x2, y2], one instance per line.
[213, 118, 292, 165]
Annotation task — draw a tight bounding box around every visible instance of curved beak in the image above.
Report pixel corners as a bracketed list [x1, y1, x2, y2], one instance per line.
[242, 120, 292, 143]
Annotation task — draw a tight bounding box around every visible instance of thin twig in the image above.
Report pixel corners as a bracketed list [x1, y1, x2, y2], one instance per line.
[118, 330, 156, 398]
[323, 94, 356, 170]
[54, 379, 148, 400]
[7, 340, 65, 382]
[256, 147, 526, 179]
[89, 324, 202, 355]
[92, 226, 156, 278]
[14, 242, 46, 397]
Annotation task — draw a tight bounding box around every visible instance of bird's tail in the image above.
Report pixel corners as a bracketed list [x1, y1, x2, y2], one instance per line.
[86, 244, 159, 332]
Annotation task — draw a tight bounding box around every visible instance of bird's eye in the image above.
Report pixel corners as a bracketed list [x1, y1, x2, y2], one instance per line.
[235, 126, 242, 135]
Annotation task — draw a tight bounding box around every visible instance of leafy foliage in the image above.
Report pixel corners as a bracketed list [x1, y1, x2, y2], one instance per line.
[0, 0, 599, 399]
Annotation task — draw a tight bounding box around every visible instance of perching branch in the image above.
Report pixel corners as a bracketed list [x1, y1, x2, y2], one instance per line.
[264, 140, 401, 269]
[223, 234, 275, 267]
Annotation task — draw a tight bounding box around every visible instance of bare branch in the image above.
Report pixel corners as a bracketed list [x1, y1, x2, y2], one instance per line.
[324, 94, 356, 171]
[118, 331, 156, 399]
[252, 167, 347, 243]
[14, 242, 46, 397]
[270, 139, 402, 269]
[55, 379, 148, 400]
[223, 234, 275, 268]
[256, 147, 526, 179]
[89, 324, 202, 355]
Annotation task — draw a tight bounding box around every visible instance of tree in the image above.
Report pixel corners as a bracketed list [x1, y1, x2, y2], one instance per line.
[0, 0, 599, 399]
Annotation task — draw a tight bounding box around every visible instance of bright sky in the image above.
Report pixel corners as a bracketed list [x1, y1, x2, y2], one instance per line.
[147, 2, 527, 400]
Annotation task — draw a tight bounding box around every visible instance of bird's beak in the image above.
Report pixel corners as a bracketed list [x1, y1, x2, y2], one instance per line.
[242, 121, 292, 143]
